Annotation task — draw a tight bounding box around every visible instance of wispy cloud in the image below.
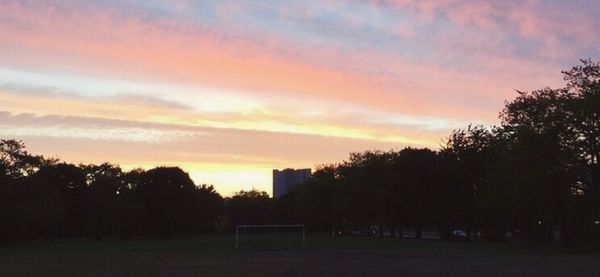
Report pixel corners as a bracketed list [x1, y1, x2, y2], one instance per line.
[1, 0, 598, 195]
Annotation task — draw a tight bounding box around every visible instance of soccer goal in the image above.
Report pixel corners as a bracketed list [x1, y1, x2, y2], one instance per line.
[235, 224, 306, 250]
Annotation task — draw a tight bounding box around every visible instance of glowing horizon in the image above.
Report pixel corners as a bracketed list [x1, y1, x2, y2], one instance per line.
[1, 0, 598, 196]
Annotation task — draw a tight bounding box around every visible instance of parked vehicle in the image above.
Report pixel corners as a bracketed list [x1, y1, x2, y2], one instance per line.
[452, 229, 468, 240]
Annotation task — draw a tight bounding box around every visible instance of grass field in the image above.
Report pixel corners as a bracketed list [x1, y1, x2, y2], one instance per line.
[1, 235, 600, 276]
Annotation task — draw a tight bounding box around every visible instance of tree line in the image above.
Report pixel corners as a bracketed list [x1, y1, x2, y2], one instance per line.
[1, 60, 598, 244]
[0, 151, 224, 241]
[277, 59, 600, 243]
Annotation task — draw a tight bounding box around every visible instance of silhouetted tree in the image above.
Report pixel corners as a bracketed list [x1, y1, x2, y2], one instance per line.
[393, 148, 439, 239]
[439, 126, 506, 240]
[135, 167, 197, 238]
[562, 59, 600, 240]
[82, 163, 125, 239]
[30, 163, 87, 239]
[226, 190, 271, 225]
[0, 139, 54, 180]
[193, 184, 224, 233]
[336, 150, 390, 235]
[295, 165, 340, 231]
[497, 59, 600, 242]
[0, 140, 56, 243]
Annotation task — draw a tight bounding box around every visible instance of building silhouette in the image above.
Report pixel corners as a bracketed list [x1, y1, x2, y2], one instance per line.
[273, 168, 312, 199]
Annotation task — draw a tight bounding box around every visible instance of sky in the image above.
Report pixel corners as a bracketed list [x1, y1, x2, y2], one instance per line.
[1, 0, 599, 196]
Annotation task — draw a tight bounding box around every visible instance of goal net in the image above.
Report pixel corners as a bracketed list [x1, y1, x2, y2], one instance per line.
[235, 225, 305, 250]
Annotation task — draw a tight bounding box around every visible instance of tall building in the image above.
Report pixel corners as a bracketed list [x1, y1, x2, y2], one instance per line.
[273, 168, 312, 199]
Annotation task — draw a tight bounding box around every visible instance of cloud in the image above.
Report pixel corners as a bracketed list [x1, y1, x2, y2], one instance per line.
[0, 110, 407, 195]
[1, 0, 598, 195]
[3, 0, 593, 121]
[368, 0, 600, 46]
[0, 78, 474, 147]
[0, 82, 192, 111]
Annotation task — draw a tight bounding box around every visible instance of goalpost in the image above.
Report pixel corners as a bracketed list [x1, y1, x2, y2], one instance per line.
[235, 224, 306, 250]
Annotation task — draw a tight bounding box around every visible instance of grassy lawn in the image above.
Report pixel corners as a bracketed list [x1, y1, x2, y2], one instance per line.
[1, 235, 599, 276]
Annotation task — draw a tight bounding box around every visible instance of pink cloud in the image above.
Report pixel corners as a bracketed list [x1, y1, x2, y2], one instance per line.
[0, 0, 592, 124]
[368, 0, 599, 47]
[2, 0, 596, 195]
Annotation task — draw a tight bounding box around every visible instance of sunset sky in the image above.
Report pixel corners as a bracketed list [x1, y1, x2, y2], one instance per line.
[1, 0, 599, 196]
